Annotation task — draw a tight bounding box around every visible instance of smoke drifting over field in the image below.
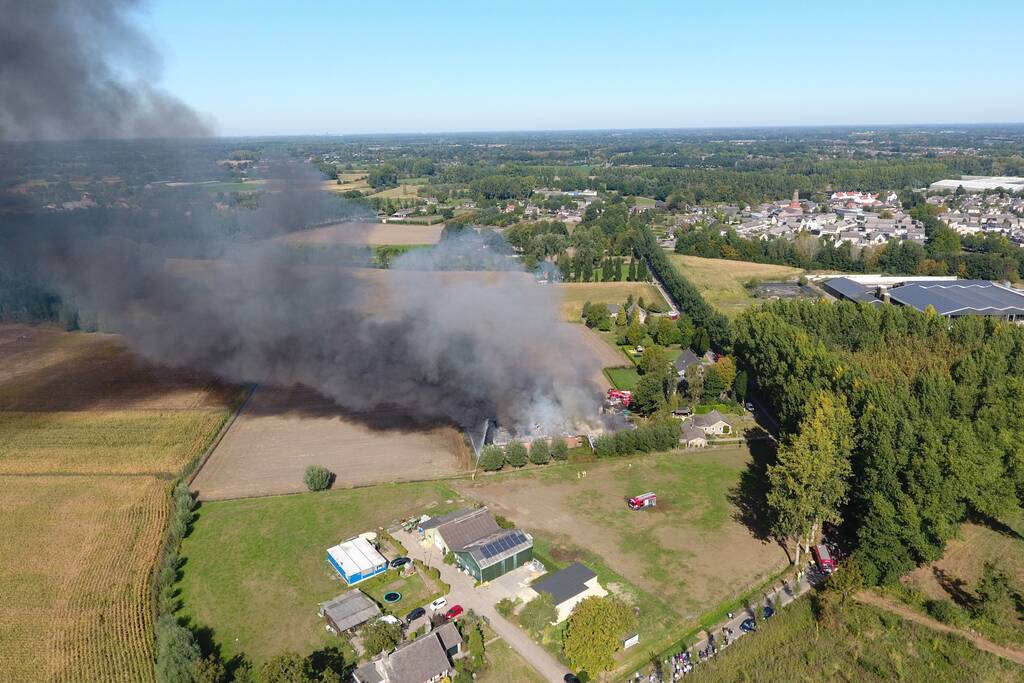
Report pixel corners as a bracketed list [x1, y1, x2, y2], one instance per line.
[0, 0, 210, 141]
[0, 0, 601, 433]
[1, 194, 601, 432]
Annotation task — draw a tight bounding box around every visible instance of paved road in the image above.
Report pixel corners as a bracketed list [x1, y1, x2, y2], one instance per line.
[394, 529, 570, 683]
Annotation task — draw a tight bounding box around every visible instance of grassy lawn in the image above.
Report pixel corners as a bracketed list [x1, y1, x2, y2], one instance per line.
[555, 281, 668, 322]
[666, 253, 804, 318]
[476, 639, 546, 683]
[176, 480, 462, 664]
[604, 366, 640, 390]
[688, 599, 1021, 682]
[358, 563, 446, 618]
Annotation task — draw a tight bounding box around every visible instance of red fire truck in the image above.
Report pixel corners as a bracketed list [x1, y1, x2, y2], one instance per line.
[628, 492, 657, 510]
[607, 389, 633, 407]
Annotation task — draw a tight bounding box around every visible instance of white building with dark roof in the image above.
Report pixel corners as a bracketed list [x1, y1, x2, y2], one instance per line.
[352, 622, 462, 683]
[526, 562, 608, 623]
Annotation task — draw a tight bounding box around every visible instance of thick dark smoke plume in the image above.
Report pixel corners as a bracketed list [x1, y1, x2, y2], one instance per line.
[0, 182, 602, 432]
[0, 0, 210, 140]
[0, 0, 602, 433]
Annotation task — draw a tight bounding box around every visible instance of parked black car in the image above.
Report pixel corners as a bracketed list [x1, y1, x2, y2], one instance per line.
[390, 556, 410, 568]
[405, 607, 425, 622]
[739, 618, 757, 633]
[564, 675, 582, 683]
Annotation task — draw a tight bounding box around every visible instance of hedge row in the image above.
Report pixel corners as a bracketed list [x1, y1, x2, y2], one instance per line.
[591, 422, 679, 457]
[633, 226, 732, 350]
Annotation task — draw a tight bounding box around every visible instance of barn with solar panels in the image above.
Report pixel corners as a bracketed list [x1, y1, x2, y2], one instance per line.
[419, 506, 534, 581]
[453, 528, 534, 582]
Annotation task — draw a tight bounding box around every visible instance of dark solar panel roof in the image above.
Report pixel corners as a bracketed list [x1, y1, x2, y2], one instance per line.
[463, 529, 532, 567]
[822, 277, 880, 304]
[888, 281, 1024, 316]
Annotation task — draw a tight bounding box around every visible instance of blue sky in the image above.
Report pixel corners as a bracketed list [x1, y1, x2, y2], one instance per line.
[142, 0, 1024, 136]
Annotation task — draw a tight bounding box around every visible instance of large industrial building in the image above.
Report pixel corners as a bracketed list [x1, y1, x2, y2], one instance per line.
[928, 175, 1024, 193]
[822, 275, 1024, 321]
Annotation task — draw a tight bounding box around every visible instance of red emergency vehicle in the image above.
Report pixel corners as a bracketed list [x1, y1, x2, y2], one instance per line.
[628, 492, 657, 510]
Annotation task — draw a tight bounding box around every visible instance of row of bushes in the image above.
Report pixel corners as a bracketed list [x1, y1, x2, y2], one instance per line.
[633, 225, 732, 350]
[592, 422, 680, 457]
[478, 439, 570, 471]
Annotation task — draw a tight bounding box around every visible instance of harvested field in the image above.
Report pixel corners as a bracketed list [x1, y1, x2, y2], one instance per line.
[456, 447, 788, 621]
[276, 221, 442, 246]
[570, 326, 628, 390]
[190, 385, 469, 501]
[0, 475, 170, 683]
[666, 253, 805, 318]
[555, 281, 667, 322]
[0, 323, 232, 683]
[0, 325, 237, 411]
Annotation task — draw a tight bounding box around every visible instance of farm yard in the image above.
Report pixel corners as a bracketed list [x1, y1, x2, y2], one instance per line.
[275, 220, 443, 247]
[454, 445, 789, 666]
[554, 281, 667, 322]
[175, 480, 462, 664]
[0, 324, 231, 683]
[190, 385, 469, 501]
[665, 253, 805, 318]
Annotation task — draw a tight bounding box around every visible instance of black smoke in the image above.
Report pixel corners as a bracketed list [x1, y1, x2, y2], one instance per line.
[0, 0, 210, 141]
[0, 183, 602, 431]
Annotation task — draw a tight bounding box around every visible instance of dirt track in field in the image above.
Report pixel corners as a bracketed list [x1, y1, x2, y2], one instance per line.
[190, 385, 468, 501]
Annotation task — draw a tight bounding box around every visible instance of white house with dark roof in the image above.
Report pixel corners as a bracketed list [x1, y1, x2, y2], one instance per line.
[525, 562, 608, 623]
[690, 410, 732, 436]
[680, 423, 708, 448]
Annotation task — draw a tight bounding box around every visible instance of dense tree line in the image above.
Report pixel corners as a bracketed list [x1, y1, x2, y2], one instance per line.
[734, 299, 1024, 584]
[634, 225, 731, 350]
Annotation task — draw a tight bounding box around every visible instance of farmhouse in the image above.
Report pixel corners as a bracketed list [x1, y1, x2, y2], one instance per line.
[326, 536, 389, 585]
[419, 507, 533, 581]
[318, 590, 380, 634]
[690, 410, 732, 436]
[527, 562, 608, 623]
[352, 622, 462, 683]
[680, 423, 708, 448]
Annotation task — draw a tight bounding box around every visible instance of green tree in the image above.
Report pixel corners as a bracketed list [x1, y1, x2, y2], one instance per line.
[467, 622, 485, 671]
[551, 440, 570, 461]
[767, 392, 854, 565]
[676, 316, 695, 349]
[972, 561, 1013, 622]
[193, 656, 227, 683]
[655, 316, 681, 345]
[691, 327, 710, 356]
[631, 374, 665, 416]
[519, 592, 558, 633]
[625, 317, 645, 347]
[155, 615, 200, 683]
[528, 439, 551, 465]
[478, 445, 505, 471]
[563, 596, 635, 675]
[703, 367, 726, 399]
[361, 619, 403, 656]
[304, 465, 333, 492]
[683, 364, 704, 404]
[733, 369, 749, 403]
[505, 441, 528, 467]
[257, 653, 310, 683]
[637, 345, 667, 376]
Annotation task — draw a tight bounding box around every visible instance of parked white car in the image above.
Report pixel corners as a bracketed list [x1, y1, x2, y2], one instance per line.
[429, 597, 448, 612]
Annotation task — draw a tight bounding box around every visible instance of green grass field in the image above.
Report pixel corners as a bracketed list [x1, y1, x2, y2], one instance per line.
[604, 366, 640, 390]
[175, 480, 462, 664]
[199, 180, 269, 193]
[666, 253, 804, 318]
[688, 599, 1021, 682]
[476, 639, 546, 683]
